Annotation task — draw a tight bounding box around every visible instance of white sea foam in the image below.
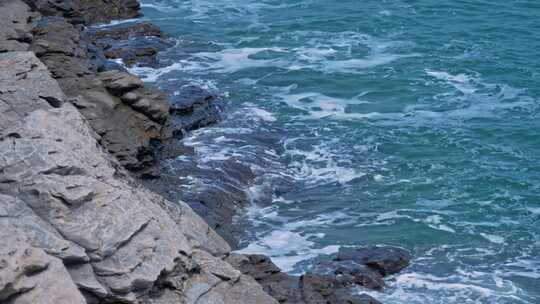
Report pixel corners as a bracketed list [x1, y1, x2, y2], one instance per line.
[236, 230, 340, 272]
[250, 108, 277, 122]
[480, 233, 505, 244]
[193, 47, 286, 73]
[128, 62, 184, 82]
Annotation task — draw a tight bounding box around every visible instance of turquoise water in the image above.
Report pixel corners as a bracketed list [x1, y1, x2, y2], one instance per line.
[134, 1, 540, 302]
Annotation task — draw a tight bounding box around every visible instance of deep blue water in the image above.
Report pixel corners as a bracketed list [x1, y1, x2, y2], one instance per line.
[131, 1, 540, 302]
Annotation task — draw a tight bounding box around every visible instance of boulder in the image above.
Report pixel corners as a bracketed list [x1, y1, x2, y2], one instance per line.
[98, 70, 143, 95]
[89, 22, 173, 67]
[336, 246, 411, 276]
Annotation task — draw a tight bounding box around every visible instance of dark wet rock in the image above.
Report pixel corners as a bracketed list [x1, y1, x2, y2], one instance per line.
[301, 273, 381, 304]
[30, 17, 106, 95]
[336, 246, 411, 276]
[168, 84, 222, 135]
[225, 254, 303, 303]
[28, 16, 171, 170]
[143, 157, 256, 248]
[0, 0, 40, 52]
[92, 22, 164, 40]
[313, 260, 385, 290]
[89, 22, 173, 67]
[226, 253, 384, 304]
[24, 0, 141, 25]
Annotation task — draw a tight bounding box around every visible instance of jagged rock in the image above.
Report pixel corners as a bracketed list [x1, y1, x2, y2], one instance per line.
[0, 0, 39, 52]
[30, 17, 105, 96]
[24, 0, 141, 25]
[313, 260, 385, 290]
[336, 246, 411, 276]
[0, 50, 277, 304]
[0, 51, 65, 135]
[0, 194, 89, 263]
[98, 70, 143, 95]
[89, 22, 173, 67]
[226, 253, 384, 304]
[0, 236, 87, 304]
[169, 84, 222, 135]
[29, 17, 170, 170]
[225, 254, 303, 302]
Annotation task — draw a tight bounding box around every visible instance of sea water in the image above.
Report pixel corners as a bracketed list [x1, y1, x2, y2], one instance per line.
[133, 1, 540, 302]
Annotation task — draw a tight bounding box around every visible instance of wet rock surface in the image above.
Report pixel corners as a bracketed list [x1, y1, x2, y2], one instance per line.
[336, 246, 411, 277]
[225, 253, 391, 304]
[23, 0, 141, 25]
[89, 22, 173, 67]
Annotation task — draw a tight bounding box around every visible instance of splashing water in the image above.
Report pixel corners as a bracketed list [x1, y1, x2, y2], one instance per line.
[133, 0, 540, 303]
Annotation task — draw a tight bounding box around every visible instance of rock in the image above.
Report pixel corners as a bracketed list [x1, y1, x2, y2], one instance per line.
[89, 22, 173, 67]
[0, 0, 39, 52]
[25, 0, 141, 25]
[225, 254, 303, 303]
[0, 51, 65, 135]
[313, 260, 384, 290]
[98, 70, 143, 95]
[169, 84, 222, 135]
[0, 236, 87, 304]
[226, 253, 383, 304]
[121, 91, 139, 104]
[29, 17, 171, 170]
[0, 50, 277, 304]
[0, 194, 89, 263]
[336, 246, 411, 276]
[30, 17, 105, 96]
[91, 22, 165, 40]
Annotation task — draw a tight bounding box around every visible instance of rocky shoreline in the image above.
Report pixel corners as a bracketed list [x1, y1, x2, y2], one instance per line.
[0, 1, 411, 303]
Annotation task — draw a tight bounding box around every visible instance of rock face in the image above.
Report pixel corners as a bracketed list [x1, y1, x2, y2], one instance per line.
[27, 15, 172, 170]
[0, 237, 87, 304]
[0, 50, 277, 304]
[0, 0, 40, 52]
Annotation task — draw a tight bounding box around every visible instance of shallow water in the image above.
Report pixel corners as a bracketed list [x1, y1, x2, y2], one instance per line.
[134, 1, 540, 302]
